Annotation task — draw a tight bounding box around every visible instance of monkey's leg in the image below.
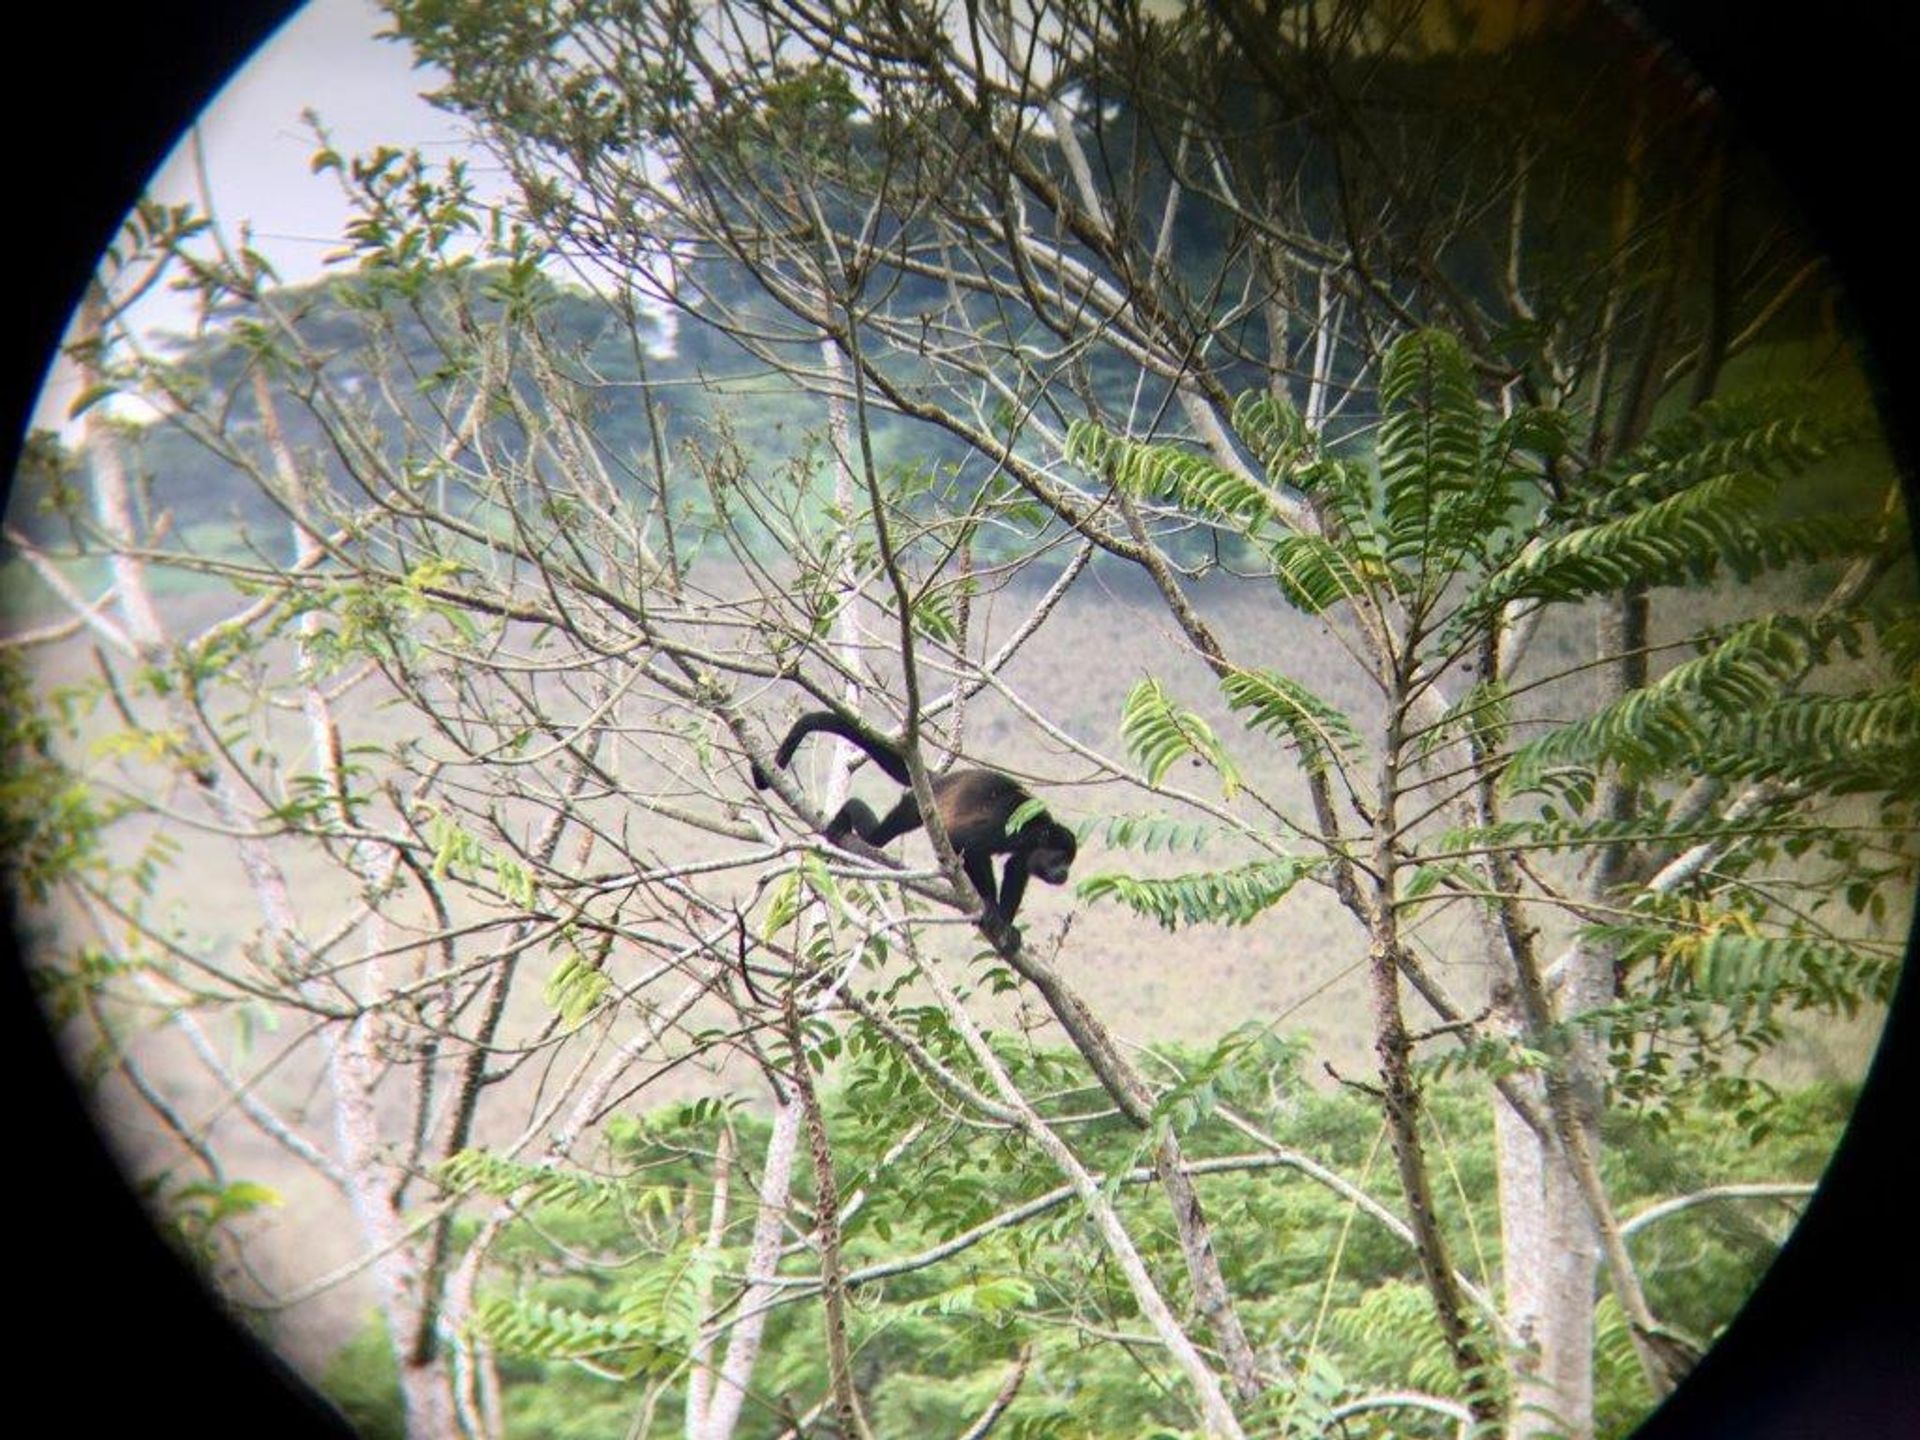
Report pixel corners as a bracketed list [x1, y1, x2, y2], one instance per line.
[824, 798, 884, 845]
[861, 793, 925, 847]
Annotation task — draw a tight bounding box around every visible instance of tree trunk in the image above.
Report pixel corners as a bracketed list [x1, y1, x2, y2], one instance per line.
[1493, 996, 1600, 1440]
[696, 1096, 801, 1440]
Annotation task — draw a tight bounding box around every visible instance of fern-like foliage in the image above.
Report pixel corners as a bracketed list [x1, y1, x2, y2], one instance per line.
[1119, 677, 1242, 798]
[1504, 633, 1919, 806]
[1706, 681, 1920, 801]
[1377, 330, 1494, 578]
[1463, 471, 1880, 635]
[1433, 811, 1803, 862]
[613, 1245, 713, 1335]
[1072, 353, 1570, 621]
[1505, 613, 1899, 792]
[1064, 418, 1294, 539]
[1325, 1278, 1478, 1398]
[1476, 470, 1745, 608]
[897, 1273, 1038, 1318]
[1068, 337, 1903, 1147]
[1554, 386, 1874, 528]
[1290, 455, 1385, 548]
[469, 1294, 676, 1369]
[1574, 903, 1904, 1111]
[1271, 532, 1380, 613]
[1695, 931, 1901, 1014]
[1220, 666, 1362, 779]
[1082, 813, 1222, 853]
[1227, 390, 1314, 474]
[438, 1148, 674, 1217]
[1078, 856, 1321, 929]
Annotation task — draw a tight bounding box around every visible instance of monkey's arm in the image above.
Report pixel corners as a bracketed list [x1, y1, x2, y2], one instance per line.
[962, 847, 1003, 922]
[995, 853, 1031, 927]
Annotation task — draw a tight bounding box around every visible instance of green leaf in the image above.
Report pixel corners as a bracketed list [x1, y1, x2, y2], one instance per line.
[1220, 666, 1361, 778]
[1082, 813, 1220, 854]
[470, 1295, 675, 1372]
[1697, 932, 1899, 1013]
[67, 383, 118, 420]
[1006, 797, 1047, 834]
[544, 950, 611, 1023]
[438, 1148, 673, 1217]
[1119, 678, 1242, 799]
[1465, 468, 1878, 628]
[1078, 856, 1320, 929]
[1065, 419, 1293, 537]
[1377, 329, 1487, 577]
[1271, 533, 1372, 614]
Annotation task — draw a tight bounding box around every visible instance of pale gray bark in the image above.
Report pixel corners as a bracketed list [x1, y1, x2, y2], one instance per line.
[695, 1096, 802, 1440]
[683, 1126, 733, 1440]
[1492, 1000, 1598, 1440]
[69, 290, 460, 1438]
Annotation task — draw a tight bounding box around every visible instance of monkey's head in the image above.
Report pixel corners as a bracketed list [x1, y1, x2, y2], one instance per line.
[1024, 820, 1078, 886]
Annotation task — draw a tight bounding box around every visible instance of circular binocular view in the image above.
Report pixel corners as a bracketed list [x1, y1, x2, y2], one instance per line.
[7, 2, 1912, 1437]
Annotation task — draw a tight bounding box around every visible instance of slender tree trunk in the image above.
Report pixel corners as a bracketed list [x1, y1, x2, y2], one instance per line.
[252, 365, 463, 1437]
[75, 290, 463, 1436]
[785, 996, 872, 1440]
[684, 1127, 733, 1439]
[1493, 992, 1599, 1440]
[697, 1096, 802, 1440]
[1369, 688, 1498, 1422]
[332, 1006, 457, 1438]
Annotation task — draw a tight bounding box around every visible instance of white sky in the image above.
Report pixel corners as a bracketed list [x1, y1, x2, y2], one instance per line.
[32, 0, 475, 432]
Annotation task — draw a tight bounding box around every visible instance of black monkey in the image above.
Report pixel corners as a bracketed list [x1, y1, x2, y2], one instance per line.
[752, 709, 1077, 931]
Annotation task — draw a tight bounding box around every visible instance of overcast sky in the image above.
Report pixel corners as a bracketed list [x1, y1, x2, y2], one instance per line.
[32, 0, 475, 432]
[161, 1, 470, 276]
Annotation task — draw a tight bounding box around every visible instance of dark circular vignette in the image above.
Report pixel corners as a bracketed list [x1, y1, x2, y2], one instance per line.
[1624, 7, 1920, 1437]
[8, 10, 356, 1436]
[3, 4, 1913, 1438]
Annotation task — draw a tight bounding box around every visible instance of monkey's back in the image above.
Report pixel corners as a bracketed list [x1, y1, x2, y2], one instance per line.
[932, 768, 1037, 852]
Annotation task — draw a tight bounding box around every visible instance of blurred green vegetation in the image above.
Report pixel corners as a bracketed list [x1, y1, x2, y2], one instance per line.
[325, 1038, 1848, 1440]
